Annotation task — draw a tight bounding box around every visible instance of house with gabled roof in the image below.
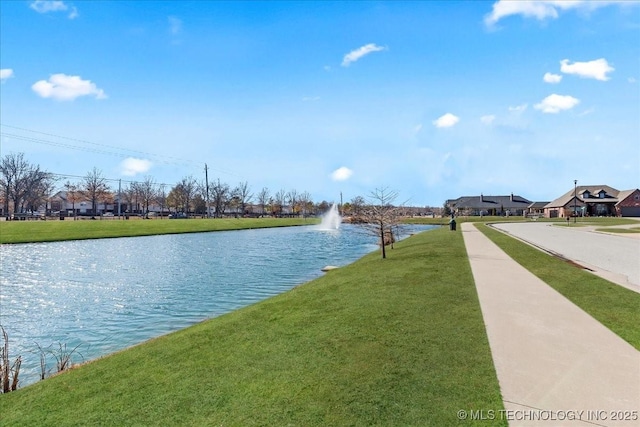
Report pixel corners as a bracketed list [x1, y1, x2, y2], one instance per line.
[615, 189, 640, 217]
[543, 185, 640, 218]
[447, 193, 532, 216]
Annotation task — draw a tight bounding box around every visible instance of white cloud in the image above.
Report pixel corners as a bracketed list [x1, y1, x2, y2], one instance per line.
[543, 72, 562, 84]
[481, 115, 496, 125]
[560, 58, 614, 81]
[32, 74, 107, 101]
[0, 69, 14, 82]
[302, 96, 320, 102]
[330, 166, 353, 181]
[508, 103, 528, 113]
[534, 94, 580, 113]
[433, 113, 460, 128]
[120, 158, 152, 176]
[30, 1, 78, 19]
[168, 16, 182, 35]
[629, 77, 637, 84]
[484, 0, 634, 27]
[341, 43, 386, 67]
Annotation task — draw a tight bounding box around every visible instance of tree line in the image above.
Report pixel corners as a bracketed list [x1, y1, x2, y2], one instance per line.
[0, 153, 379, 219]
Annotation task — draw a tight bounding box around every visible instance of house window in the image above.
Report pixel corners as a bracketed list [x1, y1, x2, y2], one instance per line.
[582, 191, 590, 199]
[599, 191, 606, 199]
[635, 195, 640, 200]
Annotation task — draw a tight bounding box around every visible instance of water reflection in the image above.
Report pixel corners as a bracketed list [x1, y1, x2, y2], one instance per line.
[0, 223, 433, 386]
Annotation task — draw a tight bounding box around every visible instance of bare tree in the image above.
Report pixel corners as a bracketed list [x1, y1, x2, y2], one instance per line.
[286, 189, 299, 217]
[81, 168, 110, 216]
[233, 181, 253, 216]
[137, 176, 157, 217]
[350, 196, 366, 216]
[299, 191, 313, 217]
[63, 181, 81, 219]
[0, 153, 54, 216]
[171, 176, 198, 214]
[210, 178, 230, 218]
[272, 189, 286, 217]
[357, 187, 402, 259]
[256, 187, 270, 216]
[155, 184, 167, 218]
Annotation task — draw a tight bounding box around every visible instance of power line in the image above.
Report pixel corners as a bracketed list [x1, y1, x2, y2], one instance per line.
[0, 123, 241, 177]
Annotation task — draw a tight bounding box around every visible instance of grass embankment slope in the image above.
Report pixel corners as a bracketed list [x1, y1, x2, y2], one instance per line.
[477, 223, 640, 349]
[0, 227, 505, 426]
[0, 217, 316, 244]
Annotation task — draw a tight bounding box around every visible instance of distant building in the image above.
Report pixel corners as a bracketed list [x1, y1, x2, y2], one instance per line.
[543, 186, 640, 218]
[447, 194, 532, 216]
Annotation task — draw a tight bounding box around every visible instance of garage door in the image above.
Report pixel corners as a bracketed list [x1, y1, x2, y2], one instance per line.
[620, 206, 640, 217]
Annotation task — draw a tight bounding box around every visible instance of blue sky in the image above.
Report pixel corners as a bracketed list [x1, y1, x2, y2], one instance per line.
[1, 1, 638, 206]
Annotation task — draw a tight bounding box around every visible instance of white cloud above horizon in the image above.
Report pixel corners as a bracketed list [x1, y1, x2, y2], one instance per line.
[330, 166, 353, 181]
[168, 16, 182, 35]
[534, 94, 580, 113]
[30, 1, 78, 19]
[480, 115, 496, 125]
[543, 72, 562, 84]
[32, 74, 107, 101]
[0, 69, 14, 82]
[341, 43, 386, 67]
[433, 113, 460, 128]
[508, 104, 528, 113]
[560, 58, 614, 81]
[484, 0, 634, 27]
[120, 158, 152, 176]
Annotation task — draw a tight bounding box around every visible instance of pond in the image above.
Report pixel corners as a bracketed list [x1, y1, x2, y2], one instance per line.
[0, 223, 435, 387]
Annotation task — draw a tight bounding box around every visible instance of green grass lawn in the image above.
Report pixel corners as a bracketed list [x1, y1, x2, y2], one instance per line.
[0, 227, 505, 426]
[595, 227, 640, 234]
[0, 217, 317, 244]
[477, 223, 640, 349]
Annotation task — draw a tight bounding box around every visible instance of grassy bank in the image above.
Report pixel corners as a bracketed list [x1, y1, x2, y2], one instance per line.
[477, 223, 640, 349]
[0, 227, 505, 426]
[0, 217, 317, 244]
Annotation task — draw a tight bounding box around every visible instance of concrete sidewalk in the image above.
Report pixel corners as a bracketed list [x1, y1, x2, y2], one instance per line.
[461, 222, 639, 427]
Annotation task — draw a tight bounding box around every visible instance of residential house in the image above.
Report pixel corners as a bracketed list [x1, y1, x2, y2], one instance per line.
[447, 194, 532, 216]
[543, 185, 640, 218]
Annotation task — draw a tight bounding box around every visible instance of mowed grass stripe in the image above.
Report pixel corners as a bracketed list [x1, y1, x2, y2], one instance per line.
[0, 227, 505, 426]
[478, 223, 640, 350]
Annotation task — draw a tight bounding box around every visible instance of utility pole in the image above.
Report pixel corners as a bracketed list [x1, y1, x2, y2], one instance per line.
[118, 179, 122, 219]
[205, 163, 210, 218]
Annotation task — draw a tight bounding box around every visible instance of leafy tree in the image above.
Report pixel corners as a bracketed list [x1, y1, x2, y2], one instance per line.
[315, 200, 330, 216]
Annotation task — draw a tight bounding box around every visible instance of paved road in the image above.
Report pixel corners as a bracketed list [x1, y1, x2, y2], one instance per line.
[493, 222, 640, 292]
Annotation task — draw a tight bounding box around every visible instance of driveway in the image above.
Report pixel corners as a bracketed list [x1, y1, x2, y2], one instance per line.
[492, 222, 640, 292]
